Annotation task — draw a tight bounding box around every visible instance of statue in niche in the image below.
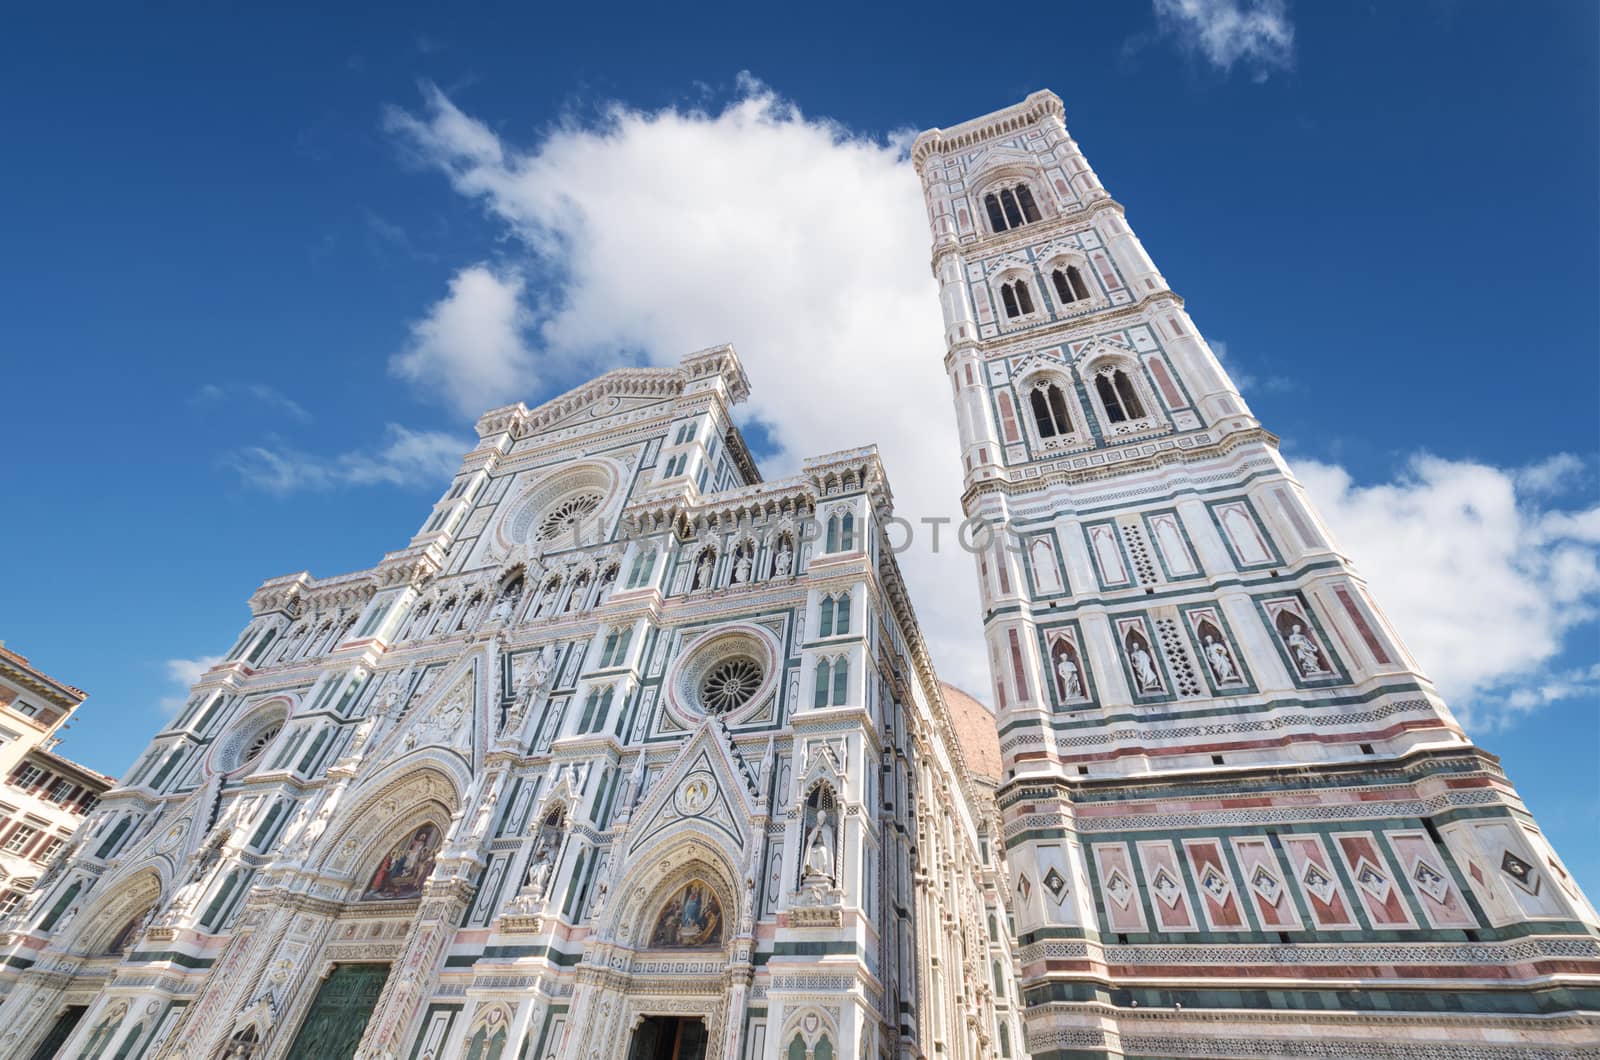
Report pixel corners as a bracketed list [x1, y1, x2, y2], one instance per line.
[348, 712, 380, 754]
[1284, 623, 1329, 676]
[773, 539, 794, 577]
[518, 808, 566, 900]
[471, 783, 500, 838]
[1203, 634, 1238, 683]
[595, 566, 617, 606]
[1053, 646, 1082, 700]
[521, 838, 555, 897]
[800, 784, 839, 892]
[489, 581, 521, 624]
[190, 830, 230, 883]
[803, 809, 837, 885]
[693, 552, 714, 590]
[732, 550, 753, 584]
[1126, 634, 1162, 692]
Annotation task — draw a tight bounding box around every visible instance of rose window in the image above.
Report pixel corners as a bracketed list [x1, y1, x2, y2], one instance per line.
[242, 725, 280, 765]
[700, 657, 763, 714]
[537, 493, 603, 542]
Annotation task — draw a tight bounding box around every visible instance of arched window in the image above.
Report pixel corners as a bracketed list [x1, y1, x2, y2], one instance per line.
[1027, 383, 1073, 438]
[830, 657, 849, 706]
[818, 591, 851, 637]
[1094, 369, 1146, 423]
[813, 658, 832, 709]
[826, 511, 855, 553]
[983, 183, 1043, 233]
[1000, 279, 1035, 319]
[1051, 265, 1091, 305]
[626, 546, 657, 589]
[599, 626, 632, 668]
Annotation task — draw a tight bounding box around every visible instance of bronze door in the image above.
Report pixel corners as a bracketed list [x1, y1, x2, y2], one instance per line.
[284, 962, 391, 1060]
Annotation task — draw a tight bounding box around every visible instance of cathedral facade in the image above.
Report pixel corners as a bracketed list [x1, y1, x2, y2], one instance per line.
[0, 346, 1018, 1060]
[0, 89, 1595, 1060]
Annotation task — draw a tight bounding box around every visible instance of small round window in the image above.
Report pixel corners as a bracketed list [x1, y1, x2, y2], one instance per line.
[700, 657, 763, 714]
[537, 493, 603, 543]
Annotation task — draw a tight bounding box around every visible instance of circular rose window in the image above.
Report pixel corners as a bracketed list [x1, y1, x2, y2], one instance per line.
[242, 725, 280, 765]
[537, 492, 603, 542]
[700, 657, 762, 714]
[665, 627, 781, 726]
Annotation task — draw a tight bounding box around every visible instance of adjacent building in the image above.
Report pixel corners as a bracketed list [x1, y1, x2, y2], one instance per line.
[0, 647, 113, 923]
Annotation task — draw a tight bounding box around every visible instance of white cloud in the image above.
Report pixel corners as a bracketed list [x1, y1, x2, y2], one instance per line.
[1152, 0, 1295, 79]
[1297, 454, 1600, 730]
[390, 264, 538, 418]
[1516, 452, 1586, 497]
[192, 382, 312, 422]
[160, 655, 223, 714]
[386, 79, 989, 692]
[1211, 338, 1294, 395]
[227, 424, 468, 495]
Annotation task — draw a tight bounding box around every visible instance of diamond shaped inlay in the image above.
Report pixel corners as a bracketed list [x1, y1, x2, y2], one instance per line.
[1353, 858, 1392, 902]
[1199, 865, 1230, 902]
[1411, 859, 1450, 903]
[1103, 869, 1133, 910]
[1249, 865, 1283, 907]
[1500, 850, 1541, 896]
[1300, 862, 1336, 904]
[1043, 867, 1068, 904]
[1150, 868, 1182, 909]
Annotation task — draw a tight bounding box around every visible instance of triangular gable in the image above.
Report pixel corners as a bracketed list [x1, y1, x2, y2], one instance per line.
[539, 393, 678, 434]
[627, 722, 753, 856]
[369, 653, 484, 771]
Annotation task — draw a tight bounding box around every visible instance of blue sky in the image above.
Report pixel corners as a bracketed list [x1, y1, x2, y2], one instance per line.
[2, 3, 1596, 891]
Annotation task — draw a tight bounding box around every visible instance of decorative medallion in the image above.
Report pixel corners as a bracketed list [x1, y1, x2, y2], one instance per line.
[1199, 865, 1231, 902]
[675, 772, 715, 816]
[1043, 867, 1068, 904]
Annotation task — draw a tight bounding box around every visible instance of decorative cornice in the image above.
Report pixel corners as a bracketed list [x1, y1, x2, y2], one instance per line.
[912, 90, 1066, 170]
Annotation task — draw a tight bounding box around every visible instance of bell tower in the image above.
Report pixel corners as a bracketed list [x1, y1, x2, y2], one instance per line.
[913, 91, 1600, 1060]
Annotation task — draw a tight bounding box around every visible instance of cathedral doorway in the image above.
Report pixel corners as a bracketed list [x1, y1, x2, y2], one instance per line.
[626, 1015, 708, 1060]
[26, 1004, 86, 1060]
[283, 962, 391, 1059]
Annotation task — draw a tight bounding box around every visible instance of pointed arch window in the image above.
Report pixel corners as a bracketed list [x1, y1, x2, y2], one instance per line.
[1000, 279, 1035, 319]
[1094, 370, 1146, 424]
[1027, 383, 1073, 438]
[1051, 265, 1090, 305]
[814, 656, 848, 708]
[825, 511, 856, 553]
[626, 546, 657, 589]
[599, 626, 632, 668]
[983, 183, 1042, 233]
[818, 592, 852, 637]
